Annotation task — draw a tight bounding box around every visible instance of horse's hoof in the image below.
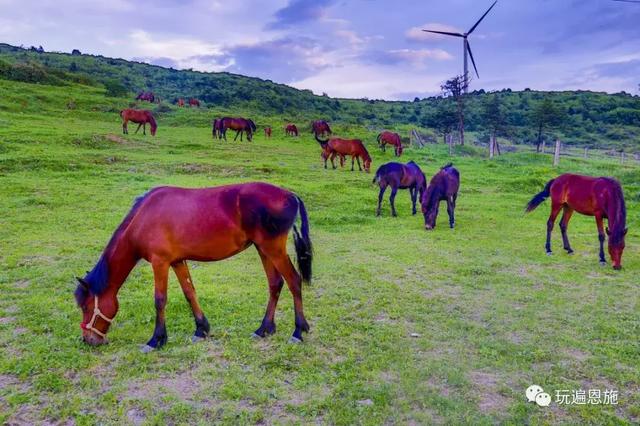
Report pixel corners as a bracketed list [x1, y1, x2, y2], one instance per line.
[566, 250, 574, 255]
[251, 332, 263, 340]
[140, 344, 156, 354]
[191, 335, 206, 343]
[288, 336, 303, 344]
[600, 261, 607, 266]
[546, 251, 553, 256]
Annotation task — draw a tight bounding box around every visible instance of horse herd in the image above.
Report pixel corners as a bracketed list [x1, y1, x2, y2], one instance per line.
[81, 107, 627, 351]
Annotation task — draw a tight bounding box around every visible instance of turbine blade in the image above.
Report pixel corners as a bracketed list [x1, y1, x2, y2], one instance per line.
[612, 0, 640, 3]
[422, 29, 465, 37]
[468, 0, 498, 35]
[467, 42, 479, 79]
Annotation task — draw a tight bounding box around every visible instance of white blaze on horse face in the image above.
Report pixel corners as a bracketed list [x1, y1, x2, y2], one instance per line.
[535, 392, 551, 407]
[526, 385, 544, 402]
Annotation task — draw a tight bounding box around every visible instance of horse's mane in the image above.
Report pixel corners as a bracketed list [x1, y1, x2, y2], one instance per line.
[82, 190, 155, 296]
[606, 178, 627, 244]
[148, 113, 157, 130]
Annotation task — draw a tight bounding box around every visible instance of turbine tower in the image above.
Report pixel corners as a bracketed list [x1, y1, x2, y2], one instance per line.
[423, 1, 497, 93]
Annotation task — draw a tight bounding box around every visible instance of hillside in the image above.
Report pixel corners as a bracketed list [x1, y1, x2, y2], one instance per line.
[1, 43, 639, 150]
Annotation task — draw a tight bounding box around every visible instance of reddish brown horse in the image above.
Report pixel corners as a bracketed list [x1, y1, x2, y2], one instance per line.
[526, 174, 627, 269]
[285, 124, 299, 136]
[264, 127, 272, 138]
[219, 117, 257, 141]
[377, 131, 403, 157]
[311, 120, 331, 138]
[421, 163, 460, 230]
[373, 161, 426, 216]
[75, 183, 313, 350]
[316, 135, 371, 172]
[136, 91, 155, 103]
[121, 109, 157, 136]
[177, 98, 185, 107]
[189, 98, 200, 107]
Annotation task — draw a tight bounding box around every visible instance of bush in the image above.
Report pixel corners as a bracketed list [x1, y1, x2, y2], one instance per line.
[104, 79, 128, 97]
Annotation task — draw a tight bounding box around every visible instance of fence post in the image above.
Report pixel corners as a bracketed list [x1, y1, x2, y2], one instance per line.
[584, 147, 588, 159]
[489, 135, 495, 159]
[541, 140, 546, 154]
[553, 139, 561, 166]
[621, 151, 625, 165]
[448, 134, 453, 156]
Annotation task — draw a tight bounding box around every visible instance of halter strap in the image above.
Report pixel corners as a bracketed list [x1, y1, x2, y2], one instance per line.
[81, 295, 113, 338]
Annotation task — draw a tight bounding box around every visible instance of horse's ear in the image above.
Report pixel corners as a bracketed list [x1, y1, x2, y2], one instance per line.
[624, 228, 628, 236]
[606, 227, 611, 236]
[76, 277, 89, 289]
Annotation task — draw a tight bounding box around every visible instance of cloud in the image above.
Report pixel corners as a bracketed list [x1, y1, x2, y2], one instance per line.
[267, 0, 335, 29]
[406, 23, 463, 42]
[360, 48, 453, 68]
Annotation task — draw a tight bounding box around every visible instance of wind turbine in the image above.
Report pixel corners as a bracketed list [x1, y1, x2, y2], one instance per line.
[423, 1, 497, 93]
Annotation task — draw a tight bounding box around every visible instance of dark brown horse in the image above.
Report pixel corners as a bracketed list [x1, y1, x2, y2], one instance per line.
[75, 183, 313, 350]
[136, 91, 155, 103]
[285, 124, 299, 136]
[264, 127, 272, 138]
[525, 174, 627, 269]
[311, 120, 331, 138]
[421, 163, 460, 230]
[373, 161, 426, 217]
[315, 135, 372, 172]
[189, 98, 200, 107]
[121, 109, 157, 136]
[177, 98, 185, 107]
[219, 117, 257, 141]
[377, 131, 403, 157]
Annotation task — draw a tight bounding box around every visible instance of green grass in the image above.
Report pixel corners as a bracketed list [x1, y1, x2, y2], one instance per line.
[0, 80, 638, 425]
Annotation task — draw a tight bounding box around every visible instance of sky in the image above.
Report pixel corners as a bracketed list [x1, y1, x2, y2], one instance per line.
[1, 0, 639, 100]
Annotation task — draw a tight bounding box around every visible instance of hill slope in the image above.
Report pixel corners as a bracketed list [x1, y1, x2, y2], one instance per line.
[1, 43, 639, 149]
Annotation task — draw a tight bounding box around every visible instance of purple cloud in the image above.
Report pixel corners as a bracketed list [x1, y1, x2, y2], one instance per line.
[267, 0, 335, 29]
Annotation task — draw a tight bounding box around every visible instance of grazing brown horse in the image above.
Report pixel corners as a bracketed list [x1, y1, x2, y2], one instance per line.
[121, 109, 157, 136]
[525, 174, 627, 269]
[377, 131, 403, 157]
[373, 161, 426, 217]
[285, 124, 299, 136]
[177, 98, 185, 107]
[315, 135, 371, 172]
[264, 127, 272, 138]
[219, 117, 257, 141]
[75, 183, 313, 350]
[421, 163, 460, 230]
[189, 98, 200, 107]
[311, 120, 331, 138]
[136, 91, 155, 103]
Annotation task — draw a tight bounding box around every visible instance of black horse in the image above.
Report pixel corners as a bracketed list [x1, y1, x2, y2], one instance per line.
[373, 161, 426, 217]
[421, 163, 460, 230]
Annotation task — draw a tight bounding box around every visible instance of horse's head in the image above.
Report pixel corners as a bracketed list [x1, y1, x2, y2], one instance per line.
[606, 226, 628, 270]
[363, 156, 372, 173]
[421, 187, 438, 230]
[75, 278, 119, 345]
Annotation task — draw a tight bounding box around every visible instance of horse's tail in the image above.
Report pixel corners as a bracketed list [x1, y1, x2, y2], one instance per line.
[526, 179, 555, 213]
[314, 133, 328, 146]
[120, 110, 125, 119]
[293, 196, 313, 284]
[372, 166, 384, 184]
[376, 132, 382, 145]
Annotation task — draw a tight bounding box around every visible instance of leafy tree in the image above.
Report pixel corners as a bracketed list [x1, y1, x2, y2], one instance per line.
[441, 74, 469, 145]
[530, 97, 565, 152]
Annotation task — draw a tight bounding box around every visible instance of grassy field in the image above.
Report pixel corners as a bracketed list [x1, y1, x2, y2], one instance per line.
[0, 80, 639, 425]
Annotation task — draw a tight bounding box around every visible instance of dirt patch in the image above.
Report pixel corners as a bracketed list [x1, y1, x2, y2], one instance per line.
[104, 134, 128, 144]
[427, 376, 453, 398]
[563, 348, 590, 362]
[469, 371, 510, 413]
[127, 408, 146, 425]
[126, 369, 202, 402]
[0, 317, 16, 324]
[13, 279, 30, 289]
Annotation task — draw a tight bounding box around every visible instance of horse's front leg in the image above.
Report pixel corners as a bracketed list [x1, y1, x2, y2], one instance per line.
[356, 157, 362, 171]
[253, 250, 284, 338]
[234, 130, 240, 141]
[142, 260, 170, 352]
[351, 156, 355, 171]
[331, 152, 338, 169]
[172, 261, 209, 342]
[142, 123, 146, 135]
[410, 187, 417, 215]
[134, 123, 143, 134]
[595, 214, 606, 264]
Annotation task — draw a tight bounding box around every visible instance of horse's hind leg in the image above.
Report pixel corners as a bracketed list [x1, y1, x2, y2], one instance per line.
[559, 206, 574, 254]
[595, 214, 606, 264]
[172, 261, 210, 342]
[253, 250, 284, 338]
[122, 120, 128, 134]
[259, 237, 309, 343]
[447, 196, 455, 228]
[389, 186, 398, 217]
[545, 202, 562, 255]
[376, 185, 387, 216]
[410, 187, 417, 215]
[142, 259, 170, 352]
